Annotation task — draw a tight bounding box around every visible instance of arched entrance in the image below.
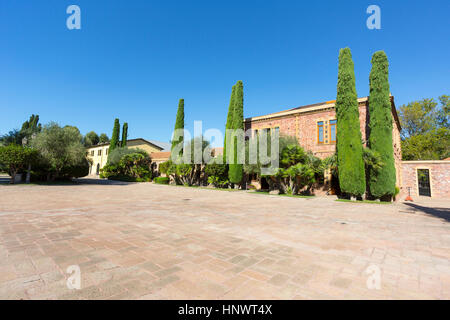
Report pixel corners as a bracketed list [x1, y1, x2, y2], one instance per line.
[96, 163, 100, 175]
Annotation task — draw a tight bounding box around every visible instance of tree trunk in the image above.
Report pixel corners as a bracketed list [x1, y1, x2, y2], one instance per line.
[9, 170, 16, 184]
[26, 163, 31, 184]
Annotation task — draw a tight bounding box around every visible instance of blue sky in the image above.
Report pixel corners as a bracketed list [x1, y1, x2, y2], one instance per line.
[0, 0, 449, 146]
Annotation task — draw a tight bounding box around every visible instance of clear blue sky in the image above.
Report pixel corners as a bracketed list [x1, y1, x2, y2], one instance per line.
[1, 0, 449, 145]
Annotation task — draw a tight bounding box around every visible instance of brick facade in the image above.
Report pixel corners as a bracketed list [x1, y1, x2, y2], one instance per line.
[244, 96, 403, 187]
[401, 161, 450, 199]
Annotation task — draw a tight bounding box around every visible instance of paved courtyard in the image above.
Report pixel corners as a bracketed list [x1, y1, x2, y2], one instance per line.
[0, 180, 449, 299]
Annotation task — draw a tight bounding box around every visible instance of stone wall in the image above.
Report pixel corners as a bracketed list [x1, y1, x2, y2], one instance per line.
[401, 161, 450, 199]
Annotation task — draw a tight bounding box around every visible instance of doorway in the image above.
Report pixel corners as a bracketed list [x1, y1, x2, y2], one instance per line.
[96, 163, 100, 176]
[417, 169, 431, 197]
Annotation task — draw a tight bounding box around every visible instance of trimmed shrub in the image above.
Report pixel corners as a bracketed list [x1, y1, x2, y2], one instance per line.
[228, 80, 244, 184]
[335, 48, 366, 197]
[368, 51, 396, 199]
[109, 118, 120, 154]
[121, 122, 128, 147]
[171, 99, 184, 156]
[223, 84, 236, 164]
[154, 177, 170, 184]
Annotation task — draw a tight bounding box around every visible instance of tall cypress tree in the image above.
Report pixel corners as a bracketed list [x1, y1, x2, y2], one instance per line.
[109, 118, 120, 153]
[223, 84, 236, 164]
[368, 51, 396, 199]
[171, 99, 185, 157]
[121, 122, 128, 147]
[336, 48, 366, 197]
[228, 80, 244, 184]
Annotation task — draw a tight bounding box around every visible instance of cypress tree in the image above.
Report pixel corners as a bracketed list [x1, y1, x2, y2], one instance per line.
[335, 48, 366, 197]
[121, 122, 128, 147]
[228, 80, 244, 184]
[223, 85, 236, 164]
[171, 99, 185, 156]
[368, 51, 396, 199]
[109, 118, 120, 153]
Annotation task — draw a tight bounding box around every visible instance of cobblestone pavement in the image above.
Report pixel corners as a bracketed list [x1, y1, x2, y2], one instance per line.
[0, 181, 449, 299]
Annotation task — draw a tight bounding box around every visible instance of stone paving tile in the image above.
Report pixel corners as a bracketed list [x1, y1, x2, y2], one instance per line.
[0, 182, 449, 299]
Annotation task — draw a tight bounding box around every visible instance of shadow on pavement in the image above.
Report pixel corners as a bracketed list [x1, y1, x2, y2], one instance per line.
[403, 202, 450, 223]
[73, 177, 135, 186]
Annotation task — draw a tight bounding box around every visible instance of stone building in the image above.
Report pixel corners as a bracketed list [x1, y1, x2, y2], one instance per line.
[86, 138, 169, 175]
[401, 160, 450, 199]
[245, 96, 402, 186]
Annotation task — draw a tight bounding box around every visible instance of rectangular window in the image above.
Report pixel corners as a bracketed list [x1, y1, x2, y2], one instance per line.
[329, 119, 337, 143]
[274, 127, 279, 135]
[317, 121, 324, 144]
[98, 150, 102, 156]
[90, 150, 94, 156]
[254, 129, 258, 137]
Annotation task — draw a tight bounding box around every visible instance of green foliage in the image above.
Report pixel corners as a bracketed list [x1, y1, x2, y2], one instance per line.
[109, 118, 121, 153]
[399, 95, 449, 160]
[399, 96, 449, 139]
[154, 177, 170, 184]
[228, 80, 244, 184]
[175, 163, 195, 186]
[31, 123, 87, 180]
[171, 99, 185, 156]
[84, 131, 100, 147]
[368, 51, 396, 198]
[244, 134, 300, 177]
[0, 144, 38, 183]
[159, 160, 174, 175]
[20, 114, 42, 141]
[1, 114, 42, 146]
[0, 129, 23, 146]
[101, 150, 151, 182]
[99, 133, 110, 143]
[272, 144, 319, 195]
[121, 123, 128, 147]
[223, 84, 236, 164]
[402, 128, 450, 160]
[205, 160, 229, 188]
[335, 48, 366, 197]
[107, 147, 149, 166]
[363, 147, 384, 175]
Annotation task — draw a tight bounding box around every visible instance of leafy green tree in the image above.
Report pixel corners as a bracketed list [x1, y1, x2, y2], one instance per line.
[272, 144, 319, 195]
[402, 128, 449, 160]
[398, 95, 449, 160]
[31, 123, 87, 180]
[0, 129, 23, 146]
[335, 48, 366, 197]
[107, 147, 148, 166]
[368, 51, 396, 199]
[0, 144, 37, 184]
[176, 136, 211, 186]
[228, 80, 244, 185]
[109, 119, 121, 153]
[171, 99, 184, 156]
[84, 131, 100, 147]
[205, 160, 229, 188]
[99, 133, 110, 144]
[20, 114, 42, 141]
